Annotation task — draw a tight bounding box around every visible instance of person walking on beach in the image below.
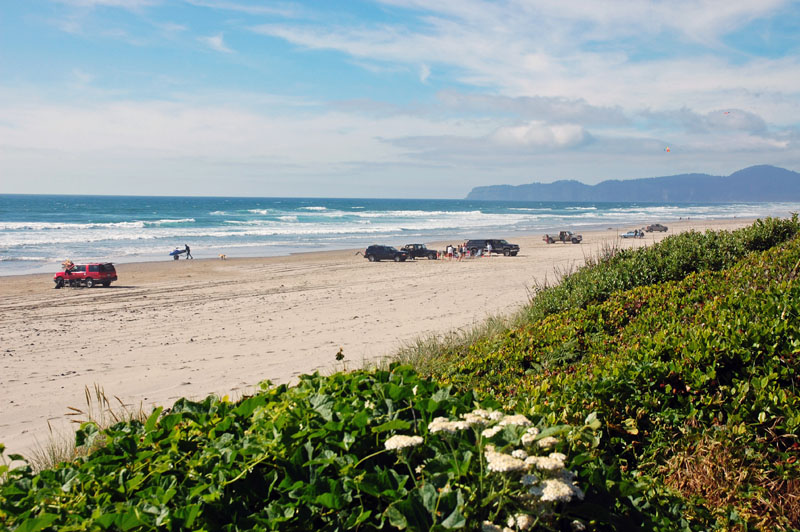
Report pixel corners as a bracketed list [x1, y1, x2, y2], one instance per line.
[485, 241, 492, 257]
[184, 244, 193, 259]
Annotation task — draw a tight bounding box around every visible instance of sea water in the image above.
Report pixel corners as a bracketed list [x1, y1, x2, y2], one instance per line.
[1, 194, 799, 276]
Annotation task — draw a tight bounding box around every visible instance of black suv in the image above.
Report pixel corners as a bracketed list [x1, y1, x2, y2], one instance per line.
[363, 245, 409, 262]
[401, 244, 438, 260]
[465, 239, 519, 256]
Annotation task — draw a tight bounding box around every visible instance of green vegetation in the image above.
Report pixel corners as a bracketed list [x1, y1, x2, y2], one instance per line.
[2, 217, 799, 530]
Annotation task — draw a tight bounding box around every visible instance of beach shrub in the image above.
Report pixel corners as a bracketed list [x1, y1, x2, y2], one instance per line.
[396, 217, 800, 376]
[421, 234, 800, 529]
[524, 215, 800, 322]
[1, 365, 664, 531]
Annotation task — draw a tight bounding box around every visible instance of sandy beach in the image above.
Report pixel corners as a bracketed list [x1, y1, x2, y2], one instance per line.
[0, 218, 754, 458]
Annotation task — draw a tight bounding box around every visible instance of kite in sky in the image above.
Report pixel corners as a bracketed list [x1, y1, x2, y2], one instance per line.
[665, 147, 671, 152]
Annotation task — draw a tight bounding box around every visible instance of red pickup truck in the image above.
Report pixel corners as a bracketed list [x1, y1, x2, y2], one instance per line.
[54, 263, 118, 288]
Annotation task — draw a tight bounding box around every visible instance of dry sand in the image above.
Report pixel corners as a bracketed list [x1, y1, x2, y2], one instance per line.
[0, 218, 753, 458]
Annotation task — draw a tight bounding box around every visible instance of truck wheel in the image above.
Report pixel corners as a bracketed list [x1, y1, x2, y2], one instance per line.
[102, 281, 111, 287]
[504, 249, 511, 256]
[428, 253, 437, 259]
[471, 248, 479, 255]
[572, 238, 579, 244]
[548, 237, 554, 244]
[367, 255, 376, 262]
[54, 278, 63, 289]
[394, 255, 401, 262]
[86, 278, 95, 288]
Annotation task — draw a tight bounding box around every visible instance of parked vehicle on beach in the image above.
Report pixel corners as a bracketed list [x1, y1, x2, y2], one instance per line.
[363, 245, 409, 262]
[645, 223, 668, 232]
[465, 239, 519, 256]
[620, 230, 645, 239]
[401, 244, 438, 260]
[543, 231, 582, 244]
[54, 263, 117, 288]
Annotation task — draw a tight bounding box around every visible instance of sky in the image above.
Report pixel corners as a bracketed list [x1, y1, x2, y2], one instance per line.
[1, 0, 799, 198]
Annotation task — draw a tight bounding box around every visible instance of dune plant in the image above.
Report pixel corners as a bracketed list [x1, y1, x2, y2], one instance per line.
[0, 365, 662, 531]
[419, 232, 800, 529]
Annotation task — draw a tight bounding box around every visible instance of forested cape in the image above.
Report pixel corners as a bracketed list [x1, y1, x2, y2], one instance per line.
[466, 165, 800, 202]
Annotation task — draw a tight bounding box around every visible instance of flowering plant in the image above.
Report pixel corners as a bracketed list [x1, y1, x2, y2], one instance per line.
[0, 364, 602, 531]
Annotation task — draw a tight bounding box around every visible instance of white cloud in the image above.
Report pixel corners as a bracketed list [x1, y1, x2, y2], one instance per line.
[419, 64, 430, 83]
[249, 1, 800, 125]
[183, 0, 300, 17]
[54, 0, 158, 8]
[199, 33, 233, 53]
[490, 121, 589, 149]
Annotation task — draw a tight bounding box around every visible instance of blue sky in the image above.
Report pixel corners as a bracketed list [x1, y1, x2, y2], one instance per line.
[1, 0, 799, 198]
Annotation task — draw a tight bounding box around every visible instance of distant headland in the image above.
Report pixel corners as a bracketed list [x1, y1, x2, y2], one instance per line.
[465, 165, 800, 202]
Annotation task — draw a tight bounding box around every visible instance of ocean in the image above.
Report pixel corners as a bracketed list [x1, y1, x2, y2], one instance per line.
[2, 194, 799, 276]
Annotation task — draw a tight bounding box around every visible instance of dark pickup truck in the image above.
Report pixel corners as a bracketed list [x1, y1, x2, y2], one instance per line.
[401, 244, 438, 260]
[465, 239, 519, 256]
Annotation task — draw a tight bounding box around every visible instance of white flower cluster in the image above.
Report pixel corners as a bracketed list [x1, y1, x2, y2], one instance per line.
[507, 513, 536, 531]
[384, 434, 423, 451]
[460, 412, 490, 427]
[511, 449, 528, 460]
[428, 416, 470, 433]
[525, 471, 584, 503]
[525, 452, 566, 471]
[482, 521, 514, 532]
[481, 426, 503, 438]
[485, 449, 527, 473]
[498, 414, 533, 427]
[536, 436, 559, 449]
[520, 427, 540, 446]
[540, 477, 581, 502]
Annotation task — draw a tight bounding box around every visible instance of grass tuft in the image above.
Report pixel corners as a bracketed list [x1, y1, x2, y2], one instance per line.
[27, 384, 149, 471]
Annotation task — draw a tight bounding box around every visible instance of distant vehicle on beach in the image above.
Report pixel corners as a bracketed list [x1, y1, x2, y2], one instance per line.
[54, 263, 117, 288]
[465, 239, 519, 256]
[543, 231, 582, 244]
[401, 244, 438, 260]
[363, 245, 409, 262]
[645, 223, 668, 232]
[620, 230, 645, 239]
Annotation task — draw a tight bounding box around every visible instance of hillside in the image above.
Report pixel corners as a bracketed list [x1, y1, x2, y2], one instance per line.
[2, 218, 799, 530]
[466, 165, 800, 202]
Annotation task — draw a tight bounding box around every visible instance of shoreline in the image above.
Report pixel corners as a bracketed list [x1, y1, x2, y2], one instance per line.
[0, 214, 762, 279]
[0, 218, 758, 458]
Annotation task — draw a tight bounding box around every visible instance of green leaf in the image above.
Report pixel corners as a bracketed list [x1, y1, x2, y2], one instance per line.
[310, 394, 334, 422]
[174, 504, 202, 528]
[584, 412, 602, 430]
[441, 504, 466, 529]
[352, 410, 370, 429]
[144, 406, 163, 432]
[386, 505, 408, 529]
[13, 513, 59, 532]
[420, 483, 438, 513]
[372, 419, 411, 434]
[315, 492, 343, 510]
[75, 422, 99, 447]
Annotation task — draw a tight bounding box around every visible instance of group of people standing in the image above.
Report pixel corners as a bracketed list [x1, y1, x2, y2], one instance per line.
[442, 242, 491, 260]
